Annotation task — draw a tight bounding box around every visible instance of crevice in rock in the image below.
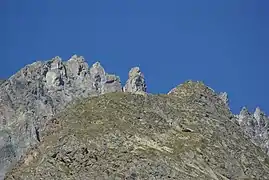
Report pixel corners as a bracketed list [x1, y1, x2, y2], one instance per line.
[182, 128, 194, 132]
[35, 127, 40, 142]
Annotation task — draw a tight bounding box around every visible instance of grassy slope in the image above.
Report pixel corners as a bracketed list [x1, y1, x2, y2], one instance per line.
[5, 82, 269, 180]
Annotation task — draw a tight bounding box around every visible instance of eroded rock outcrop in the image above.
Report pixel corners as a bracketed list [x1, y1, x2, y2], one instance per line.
[218, 92, 229, 108]
[89, 62, 122, 94]
[123, 67, 146, 94]
[236, 106, 269, 155]
[0, 55, 123, 179]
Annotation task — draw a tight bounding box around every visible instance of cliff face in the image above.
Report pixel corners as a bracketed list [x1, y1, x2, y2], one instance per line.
[236, 107, 269, 156]
[5, 82, 269, 180]
[0, 55, 145, 179]
[1, 56, 269, 179]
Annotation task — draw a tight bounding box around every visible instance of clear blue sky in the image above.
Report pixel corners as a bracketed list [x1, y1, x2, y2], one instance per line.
[1, 0, 268, 114]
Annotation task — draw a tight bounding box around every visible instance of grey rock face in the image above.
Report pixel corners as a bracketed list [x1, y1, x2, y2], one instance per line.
[0, 80, 5, 86]
[123, 67, 146, 94]
[236, 106, 269, 155]
[218, 92, 229, 108]
[89, 62, 122, 94]
[0, 55, 122, 179]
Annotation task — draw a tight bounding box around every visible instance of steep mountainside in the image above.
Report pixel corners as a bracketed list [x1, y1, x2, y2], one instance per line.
[237, 107, 269, 155]
[0, 55, 145, 179]
[5, 82, 269, 180]
[1, 56, 269, 179]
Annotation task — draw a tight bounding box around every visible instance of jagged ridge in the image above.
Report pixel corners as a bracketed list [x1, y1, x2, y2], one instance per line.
[0, 55, 268, 179]
[0, 55, 146, 179]
[237, 107, 269, 155]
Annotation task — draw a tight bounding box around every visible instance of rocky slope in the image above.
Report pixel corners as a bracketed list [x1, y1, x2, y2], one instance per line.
[1, 55, 269, 179]
[0, 55, 145, 179]
[5, 81, 269, 180]
[0, 80, 5, 86]
[236, 107, 269, 156]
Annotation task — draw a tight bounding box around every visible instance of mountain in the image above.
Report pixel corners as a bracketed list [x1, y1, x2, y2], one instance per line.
[0, 55, 145, 179]
[237, 107, 269, 156]
[4, 81, 269, 180]
[1, 55, 269, 179]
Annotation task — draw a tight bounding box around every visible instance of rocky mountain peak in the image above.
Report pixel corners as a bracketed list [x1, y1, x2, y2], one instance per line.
[1, 55, 269, 179]
[89, 61, 106, 79]
[167, 81, 232, 119]
[168, 81, 214, 95]
[91, 61, 102, 68]
[168, 82, 230, 110]
[68, 54, 84, 61]
[167, 81, 220, 104]
[0, 56, 126, 179]
[128, 67, 141, 78]
[238, 107, 250, 121]
[49, 56, 63, 70]
[123, 67, 147, 94]
[236, 106, 269, 155]
[218, 92, 229, 107]
[65, 55, 89, 78]
[254, 107, 264, 122]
